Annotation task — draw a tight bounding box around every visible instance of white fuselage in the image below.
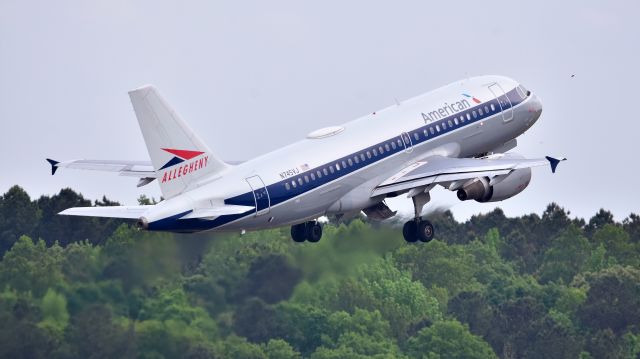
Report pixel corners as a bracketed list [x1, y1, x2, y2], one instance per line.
[145, 75, 542, 232]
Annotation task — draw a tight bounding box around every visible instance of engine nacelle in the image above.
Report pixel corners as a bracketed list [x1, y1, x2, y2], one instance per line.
[457, 169, 532, 203]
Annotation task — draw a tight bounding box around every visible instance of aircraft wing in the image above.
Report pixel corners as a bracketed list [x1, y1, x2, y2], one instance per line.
[59, 204, 254, 221]
[59, 205, 153, 218]
[371, 154, 565, 197]
[46, 158, 244, 188]
[46, 158, 157, 187]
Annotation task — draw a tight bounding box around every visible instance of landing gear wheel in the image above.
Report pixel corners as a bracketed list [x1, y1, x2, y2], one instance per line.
[291, 223, 306, 243]
[402, 220, 418, 243]
[306, 221, 323, 243]
[417, 220, 434, 243]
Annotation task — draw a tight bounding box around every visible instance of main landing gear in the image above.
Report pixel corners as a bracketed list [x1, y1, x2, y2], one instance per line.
[402, 190, 435, 243]
[402, 218, 434, 243]
[291, 221, 323, 243]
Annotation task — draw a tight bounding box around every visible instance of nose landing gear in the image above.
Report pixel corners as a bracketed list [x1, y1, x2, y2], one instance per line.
[291, 221, 323, 243]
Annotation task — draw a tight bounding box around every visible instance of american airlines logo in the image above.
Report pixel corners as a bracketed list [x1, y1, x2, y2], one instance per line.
[421, 93, 480, 124]
[159, 148, 209, 183]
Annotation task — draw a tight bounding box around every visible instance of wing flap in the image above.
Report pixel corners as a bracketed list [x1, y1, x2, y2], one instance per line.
[179, 205, 254, 219]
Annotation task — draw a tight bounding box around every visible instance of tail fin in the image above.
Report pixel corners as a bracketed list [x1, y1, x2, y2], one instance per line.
[129, 85, 229, 199]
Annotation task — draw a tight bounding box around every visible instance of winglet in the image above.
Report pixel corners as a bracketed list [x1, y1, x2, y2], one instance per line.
[545, 156, 566, 173]
[46, 158, 60, 175]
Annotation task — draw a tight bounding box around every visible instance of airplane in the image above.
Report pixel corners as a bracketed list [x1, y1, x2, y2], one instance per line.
[47, 75, 564, 243]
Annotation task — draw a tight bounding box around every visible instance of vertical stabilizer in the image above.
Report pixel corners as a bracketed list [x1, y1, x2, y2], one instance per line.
[129, 85, 229, 199]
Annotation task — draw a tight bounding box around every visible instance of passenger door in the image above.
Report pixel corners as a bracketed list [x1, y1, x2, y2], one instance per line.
[245, 175, 270, 216]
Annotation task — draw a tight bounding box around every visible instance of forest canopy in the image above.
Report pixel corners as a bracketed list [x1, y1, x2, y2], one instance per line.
[0, 185, 639, 358]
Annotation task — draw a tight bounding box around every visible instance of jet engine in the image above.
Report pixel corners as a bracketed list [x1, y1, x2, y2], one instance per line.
[456, 168, 532, 203]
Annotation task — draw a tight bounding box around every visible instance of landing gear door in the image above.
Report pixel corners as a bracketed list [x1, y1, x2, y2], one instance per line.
[488, 83, 514, 122]
[245, 175, 270, 216]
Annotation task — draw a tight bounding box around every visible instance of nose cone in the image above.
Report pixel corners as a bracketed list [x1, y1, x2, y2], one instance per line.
[527, 94, 543, 126]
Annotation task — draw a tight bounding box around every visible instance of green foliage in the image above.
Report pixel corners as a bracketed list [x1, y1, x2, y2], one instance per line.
[0, 235, 64, 296]
[578, 265, 640, 333]
[406, 320, 497, 359]
[264, 339, 302, 359]
[539, 224, 591, 283]
[38, 288, 70, 336]
[1, 186, 640, 358]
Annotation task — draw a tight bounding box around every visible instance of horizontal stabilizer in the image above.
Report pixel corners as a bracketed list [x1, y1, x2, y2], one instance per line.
[59, 205, 153, 219]
[179, 205, 254, 219]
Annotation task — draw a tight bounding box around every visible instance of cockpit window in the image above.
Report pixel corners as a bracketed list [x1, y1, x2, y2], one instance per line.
[516, 84, 529, 99]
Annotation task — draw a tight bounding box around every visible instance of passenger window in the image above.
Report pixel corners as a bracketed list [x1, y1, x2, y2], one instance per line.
[329, 166, 334, 174]
[454, 118, 459, 125]
[397, 139, 402, 147]
[304, 175, 309, 183]
[285, 182, 290, 190]
[298, 178, 303, 185]
[442, 122, 447, 130]
[436, 125, 441, 132]
[291, 180, 297, 188]
[354, 156, 359, 164]
[429, 127, 435, 135]
[335, 163, 340, 171]
[391, 142, 397, 150]
[491, 104, 496, 111]
[466, 113, 471, 121]
[348, 158, 353, 166]
[379, 146, 384, 154]
[479, 108, 484, 116]
[423, 129, 428, 136]
[385, 144, 390, 152]
[373, 148, 378, 156]
[366, 151, 371, 159]
[414, 133, 419, 141]
[317, 170, 322, 178]
[310, 173, 316, 181]
[472, 110, 477, 118]
[323, 168, 328, 176]
[484, 106, 489, 113]
[360, 154, 366, 161]
[448, 120, 453, 127]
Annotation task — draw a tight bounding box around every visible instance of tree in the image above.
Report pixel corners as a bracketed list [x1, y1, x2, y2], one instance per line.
[623, 213, 640, 243]
[233, 297, 276, 343]
[395, 240, 480, 298]
[593, 224, 638, 266]
[67, 304, 135, 359]
[218, 335, 266, 359]
[406, 320, 497, 359]
[241, 254, 302, 304]
[578, 266, 640, 333]
[263, 339, 301, 359]
[38, 288, 69, 337]
[327, 258, 442, 338]
[0, 236, 64, 296]
[448, 291, 493, 337]
[539, 225, 591, 283]
[0, 186, 40, 254]
[585, 209, 615, 237]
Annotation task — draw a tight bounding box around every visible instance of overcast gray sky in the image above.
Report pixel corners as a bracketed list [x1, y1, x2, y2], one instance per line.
[1, 0, 638, 222]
